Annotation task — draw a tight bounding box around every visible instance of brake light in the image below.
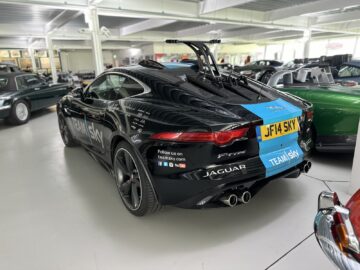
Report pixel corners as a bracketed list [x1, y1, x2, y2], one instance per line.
[150, 127, 249, 145]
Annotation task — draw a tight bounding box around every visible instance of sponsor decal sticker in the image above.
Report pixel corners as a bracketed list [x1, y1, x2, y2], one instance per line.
[241, 98, 304, 177]
[72, 118, 104, 148]
[157, 161, 187, 169]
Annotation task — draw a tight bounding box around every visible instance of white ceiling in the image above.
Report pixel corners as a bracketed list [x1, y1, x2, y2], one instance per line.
[0, 0, 359, 49]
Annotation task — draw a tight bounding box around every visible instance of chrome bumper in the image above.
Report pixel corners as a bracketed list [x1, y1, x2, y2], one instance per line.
[0, 105, 10, 110]
[314, 191, 360, 270]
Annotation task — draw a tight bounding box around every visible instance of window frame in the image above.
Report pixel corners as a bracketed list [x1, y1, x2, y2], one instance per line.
[14, 74, 29, 91]
[84, 71, 150, 101]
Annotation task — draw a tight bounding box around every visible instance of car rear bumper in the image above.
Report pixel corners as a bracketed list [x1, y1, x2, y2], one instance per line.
[152, 159, 310, 208]
[0, 105, 11, 119]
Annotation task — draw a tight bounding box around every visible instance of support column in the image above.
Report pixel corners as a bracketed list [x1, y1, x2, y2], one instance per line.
[349, 120, 360, 194]
[45, 36, 57, 83]
[85, 7, 103, 76]
[303, 29, 312, 59]
[353, 36, 359, 57]
[28, 47, 37, 73]
[279, 43, 285, 61]
[263, 44, 267, 59]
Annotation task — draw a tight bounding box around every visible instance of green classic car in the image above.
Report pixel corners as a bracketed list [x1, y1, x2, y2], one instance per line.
[0, 72, 71, 125]
[267, 66, 360, 152]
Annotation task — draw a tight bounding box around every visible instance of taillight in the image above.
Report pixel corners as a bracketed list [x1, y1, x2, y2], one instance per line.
[150, 127, 249, 146]
[306, 111, 313, 121]
[332, 212, 349, 252]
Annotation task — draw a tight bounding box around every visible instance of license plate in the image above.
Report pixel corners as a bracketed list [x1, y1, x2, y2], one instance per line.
[260, 118, 299, 141]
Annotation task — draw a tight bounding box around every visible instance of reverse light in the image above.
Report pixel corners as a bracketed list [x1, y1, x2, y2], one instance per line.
[150, 127, 249, 146]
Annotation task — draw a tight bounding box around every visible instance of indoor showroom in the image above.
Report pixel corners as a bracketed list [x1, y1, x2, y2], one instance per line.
[1, 0, 360, 269]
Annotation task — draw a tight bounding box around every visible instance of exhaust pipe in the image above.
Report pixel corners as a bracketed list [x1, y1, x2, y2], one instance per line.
[239, 191, 252, 204]
[220, 193, 238, 207]
[300, 160, 312, 173]
[304, 161, 312, 173]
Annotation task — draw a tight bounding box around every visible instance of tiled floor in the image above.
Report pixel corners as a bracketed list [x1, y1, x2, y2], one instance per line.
[0, 107, 354, 270]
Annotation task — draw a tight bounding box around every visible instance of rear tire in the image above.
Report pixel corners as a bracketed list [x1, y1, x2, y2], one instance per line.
[8, 100, 30, 125]
[113, 141, 160, 216]
[58, 114, 78, 147]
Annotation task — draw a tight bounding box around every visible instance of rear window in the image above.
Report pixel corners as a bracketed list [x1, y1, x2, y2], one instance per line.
[0, 77, 8, 89]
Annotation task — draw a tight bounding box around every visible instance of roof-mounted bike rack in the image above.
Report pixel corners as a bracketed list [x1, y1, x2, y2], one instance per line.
[165, 39, 221, 80]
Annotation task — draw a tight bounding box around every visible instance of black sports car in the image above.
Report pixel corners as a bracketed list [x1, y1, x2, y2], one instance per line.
[0, 72, 71, 125]
[57, 40, 313, 216]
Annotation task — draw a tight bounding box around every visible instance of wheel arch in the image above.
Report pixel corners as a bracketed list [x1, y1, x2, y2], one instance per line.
[13, 97, 32, 110]
[110, 134, 159, 201]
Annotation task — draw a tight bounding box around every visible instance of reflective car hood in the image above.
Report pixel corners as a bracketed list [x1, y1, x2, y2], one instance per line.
[0, 90, 16, 98]
[323, 85, 360, 96]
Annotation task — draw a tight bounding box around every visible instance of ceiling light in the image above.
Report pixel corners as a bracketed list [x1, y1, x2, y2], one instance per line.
[88, 0, 103, 5]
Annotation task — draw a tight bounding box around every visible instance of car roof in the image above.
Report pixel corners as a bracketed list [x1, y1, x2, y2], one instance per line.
[0, 72, 27, 77]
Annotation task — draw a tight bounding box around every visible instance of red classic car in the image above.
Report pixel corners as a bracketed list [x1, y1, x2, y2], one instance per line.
[315, 190, 360, 269]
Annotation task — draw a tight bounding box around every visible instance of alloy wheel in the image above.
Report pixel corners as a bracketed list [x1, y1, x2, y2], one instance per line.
[15, 102, 28, 121]
[114, 148, 142, 210]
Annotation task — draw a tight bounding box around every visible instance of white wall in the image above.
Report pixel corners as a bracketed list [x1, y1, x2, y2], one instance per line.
[60, 49, 119, 72]
[60, 50, 95, 73]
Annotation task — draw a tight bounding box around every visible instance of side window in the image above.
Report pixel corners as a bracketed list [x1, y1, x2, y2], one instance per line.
[87, 74, 144, 101]
[24, 75, 42, 88]
[16, 76, 27, 91]
[119, 76, 144, 97]
[87, 75, 109, 99]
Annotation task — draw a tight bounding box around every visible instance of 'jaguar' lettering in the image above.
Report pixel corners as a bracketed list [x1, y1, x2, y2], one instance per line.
[203, 164, 246, 178]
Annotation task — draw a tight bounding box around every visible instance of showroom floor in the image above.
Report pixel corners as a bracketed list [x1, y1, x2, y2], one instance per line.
[0, 107, 354, 270]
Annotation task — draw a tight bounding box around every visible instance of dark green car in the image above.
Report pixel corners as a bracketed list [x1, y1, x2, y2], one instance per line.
[0, 72, 71, 125]
[267, 67, 360, 152]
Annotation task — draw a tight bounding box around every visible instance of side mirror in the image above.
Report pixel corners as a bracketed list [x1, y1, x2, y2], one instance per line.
[72, 87, 84, 99]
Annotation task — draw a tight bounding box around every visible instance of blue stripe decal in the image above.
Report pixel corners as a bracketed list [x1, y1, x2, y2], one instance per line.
[242, 98, 304, 177]
[242, 98, 302, 125]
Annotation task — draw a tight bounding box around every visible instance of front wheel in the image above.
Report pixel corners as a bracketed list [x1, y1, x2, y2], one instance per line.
[113, 142, 160, 216]
[8, 100, 30, 125]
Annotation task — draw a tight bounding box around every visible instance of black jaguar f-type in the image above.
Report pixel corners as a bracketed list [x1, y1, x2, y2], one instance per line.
[57, 40, 314, 216]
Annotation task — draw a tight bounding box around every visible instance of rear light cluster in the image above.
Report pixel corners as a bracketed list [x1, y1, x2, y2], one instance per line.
[306, 111, 313, 121]
[150, 127, 249, 146]
[332, 212, 350, 253]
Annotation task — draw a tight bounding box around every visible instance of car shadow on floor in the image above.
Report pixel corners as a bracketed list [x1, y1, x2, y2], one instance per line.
[0, 106, 56, 131]
[310, 151, 354, 167]
[61, 146, 317, 256]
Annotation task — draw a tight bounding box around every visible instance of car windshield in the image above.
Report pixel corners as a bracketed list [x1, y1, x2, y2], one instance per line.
[0, 76, 9, 91]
